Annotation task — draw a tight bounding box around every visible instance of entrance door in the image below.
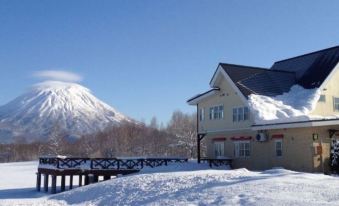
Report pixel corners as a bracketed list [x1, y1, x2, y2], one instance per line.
[214, 141, 225, 158]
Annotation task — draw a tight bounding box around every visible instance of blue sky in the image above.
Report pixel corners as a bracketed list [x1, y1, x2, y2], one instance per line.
[0, 0, 338, 124]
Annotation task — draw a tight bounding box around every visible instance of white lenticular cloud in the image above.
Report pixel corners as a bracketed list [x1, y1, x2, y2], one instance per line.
[33, 70, 82, 82]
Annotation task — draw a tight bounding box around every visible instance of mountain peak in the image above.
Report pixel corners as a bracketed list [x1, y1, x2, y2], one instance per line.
[32, 81, 89, 91]
[0, 81, 131, 143]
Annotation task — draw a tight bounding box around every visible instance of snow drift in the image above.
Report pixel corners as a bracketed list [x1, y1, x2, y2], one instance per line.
[248, 85, 321, 124]
[3, 161, 339, 206]
[0, 81, 131, 142]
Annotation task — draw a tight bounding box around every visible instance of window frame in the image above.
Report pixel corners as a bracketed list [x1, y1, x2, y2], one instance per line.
[209, 105, 224, 120]
[233, 108, 238, 122]
[275, 140, 283, 157]
[233, 106, 250, 122]
[214, 141, 225, 158]
[334, 97, 339, 111]
[234, 141, 250, 158]
[199, 108, 205, 121]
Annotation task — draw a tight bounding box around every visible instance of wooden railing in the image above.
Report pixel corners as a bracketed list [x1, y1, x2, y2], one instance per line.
[200, 158, 232, 168]
[39, 157, 188, 170]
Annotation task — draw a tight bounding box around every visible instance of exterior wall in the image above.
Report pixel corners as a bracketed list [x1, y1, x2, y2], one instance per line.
[205, 125, 337, 173]
[312, 64, 339, 116]
[197, 75, 253, 133]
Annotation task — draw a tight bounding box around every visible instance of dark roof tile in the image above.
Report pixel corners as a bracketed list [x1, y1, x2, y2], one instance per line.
[219, 63, 296, 97]
[272, 46, 339, 89]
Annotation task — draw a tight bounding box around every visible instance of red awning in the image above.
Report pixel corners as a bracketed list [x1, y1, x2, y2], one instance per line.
[271, 134, 284, 139]
[212, 137, 226, 141]
[231, 136, 252, 141]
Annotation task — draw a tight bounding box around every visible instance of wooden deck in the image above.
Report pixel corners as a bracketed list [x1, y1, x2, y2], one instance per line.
[37, 157, 188, 194]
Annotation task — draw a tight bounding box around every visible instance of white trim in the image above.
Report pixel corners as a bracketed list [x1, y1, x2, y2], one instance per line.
[319, 62, 339, 91]
[252, 119, 339, 130]
[187, 90, 218, 105]
[209, 65, 248, 105]
[202, 127, 252, 134]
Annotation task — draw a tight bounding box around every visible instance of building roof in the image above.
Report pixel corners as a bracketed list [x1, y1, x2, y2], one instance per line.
[271, 46, 339, 89]
[219, 46, 339, 97]
[188, 45, 339, 103]
[219, 63, 296, 97]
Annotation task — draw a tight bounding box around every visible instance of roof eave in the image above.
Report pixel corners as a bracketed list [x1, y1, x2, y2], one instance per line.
[209, 64, 248, 104]
[252, 118, 339, 130]
[187, 88, 220, 105]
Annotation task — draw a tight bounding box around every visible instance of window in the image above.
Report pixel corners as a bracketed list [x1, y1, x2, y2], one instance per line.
[199, 108, 205, 121]
[275, 140, 283, 157]
[244, 107, 249, 120]
[238, 107, 244, 121]
[209, 105, 224, 120]
[233, 108, 237, 122]
[214, 141, 225, 158]
[234, 141, 250, 157]
[233, 107, 249, 122]
[319, 95, 326, 102]
[334, 97, 339, 111]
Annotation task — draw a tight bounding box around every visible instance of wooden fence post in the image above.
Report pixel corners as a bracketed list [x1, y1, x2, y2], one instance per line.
[43, 174, 49, 192]
[61, 175, 65, 192]
[79, 175, 83, 187]
[36, 172, 41, 191]
[69, 175, 73, 189]
[51, 175, 57, 194]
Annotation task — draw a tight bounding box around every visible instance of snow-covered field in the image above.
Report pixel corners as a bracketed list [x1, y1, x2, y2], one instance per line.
[1, 161, 339, 205]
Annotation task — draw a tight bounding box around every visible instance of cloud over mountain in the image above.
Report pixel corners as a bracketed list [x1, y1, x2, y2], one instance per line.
[33, 70, 82, 82]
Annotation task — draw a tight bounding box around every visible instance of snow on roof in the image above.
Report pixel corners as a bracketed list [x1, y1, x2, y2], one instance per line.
[248, 85, 321, 125]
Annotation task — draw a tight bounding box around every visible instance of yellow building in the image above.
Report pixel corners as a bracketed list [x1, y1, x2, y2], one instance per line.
[188, 46, 339, 173]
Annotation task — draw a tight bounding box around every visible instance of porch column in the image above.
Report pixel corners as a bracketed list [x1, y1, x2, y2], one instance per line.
[197, 133, 206, 163]
[197, 134, 201, 163]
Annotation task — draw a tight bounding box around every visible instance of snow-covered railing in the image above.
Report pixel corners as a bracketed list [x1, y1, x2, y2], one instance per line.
[39, 157, 188, 170]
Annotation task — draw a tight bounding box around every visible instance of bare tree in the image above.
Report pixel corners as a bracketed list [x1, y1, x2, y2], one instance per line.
[166, 110, 197, 158]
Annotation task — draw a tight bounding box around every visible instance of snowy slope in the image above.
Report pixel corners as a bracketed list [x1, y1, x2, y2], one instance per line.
[0, 81, 131, 142]
[1, 161, 339, 206]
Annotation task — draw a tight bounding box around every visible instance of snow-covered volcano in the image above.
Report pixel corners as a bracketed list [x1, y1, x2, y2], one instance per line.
[0, 81, 131, 143]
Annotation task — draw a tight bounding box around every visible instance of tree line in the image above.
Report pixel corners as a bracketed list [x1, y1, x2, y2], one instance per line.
[0, 110, 206, 162]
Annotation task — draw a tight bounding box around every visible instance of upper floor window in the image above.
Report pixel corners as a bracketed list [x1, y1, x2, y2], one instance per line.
[209, 105, 224, 120]
[199, 108, 205, 121]
[334, 97, 339, 111]
[233, 107, 249, 122]
[319, 95, 326, 102]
